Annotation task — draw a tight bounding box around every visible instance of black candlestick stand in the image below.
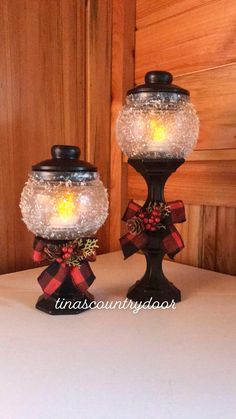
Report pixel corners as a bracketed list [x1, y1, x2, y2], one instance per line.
[126, 158, 185, 304]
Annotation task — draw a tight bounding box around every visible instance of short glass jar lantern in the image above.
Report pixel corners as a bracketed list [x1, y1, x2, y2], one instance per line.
[20, 145, 108, 315]
[117, 71, 199, 304]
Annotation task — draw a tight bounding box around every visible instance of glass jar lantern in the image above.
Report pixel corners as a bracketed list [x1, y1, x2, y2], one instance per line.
[20, 145, 108, 240]
[20, 145, 108, 315]
[116, 71, 199, 305]
[116, 71, 199, 159]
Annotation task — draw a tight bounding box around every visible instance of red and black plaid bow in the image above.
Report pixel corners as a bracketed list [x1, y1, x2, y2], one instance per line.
[120, 200, 186, 259]
[33, 238, 95, 299]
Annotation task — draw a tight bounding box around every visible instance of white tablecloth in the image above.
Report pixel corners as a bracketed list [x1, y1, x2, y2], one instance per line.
[0, 251, 235, 419]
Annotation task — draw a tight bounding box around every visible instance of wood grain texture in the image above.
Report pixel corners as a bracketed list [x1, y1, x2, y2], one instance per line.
[187, 149, 236, 161]
[172, 204, 236, 275]
[0, 0, 86, 274]
[128, 160, 236, 207]
[216, 207, 236, 275]
[176, 66, 236, 150]
[86, 0, 112, 253]
[174, 204, 203, 267]
[0, 0, 133, 273]
[135, 0, 236, 80]
[110, 0, 135, 251]
[131, 0, 236, 275]
[136, 0, 211, 29]
[0, 0, 16, 273]
[61, 0, 86, 154]
[202, 206, 217, 271]
[201, 205, 235, 275]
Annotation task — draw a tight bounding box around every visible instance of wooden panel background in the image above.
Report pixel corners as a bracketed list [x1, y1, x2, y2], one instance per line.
[110, 0, 135, 250]
[1, 0, 235, 276]
[0, 0, 87, 274]
[86, 0, 112, 253]
[0, 0, 121, 274]
[127, 0, 236, 275]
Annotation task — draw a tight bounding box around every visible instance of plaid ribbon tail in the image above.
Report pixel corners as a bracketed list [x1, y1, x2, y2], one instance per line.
[33, 237, 46, 262]
[167, 200, 186, 224]
[122, 200, 142, 222]
[120, 231, 148, 259]
[37, 262, 69, 299]
[161, 225, 184, 259]
[71, 261, 95, 294]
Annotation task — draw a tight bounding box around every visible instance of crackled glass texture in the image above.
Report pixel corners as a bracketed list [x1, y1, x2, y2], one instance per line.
[20, 172, 108, 240]
[116, 93, 199, 159]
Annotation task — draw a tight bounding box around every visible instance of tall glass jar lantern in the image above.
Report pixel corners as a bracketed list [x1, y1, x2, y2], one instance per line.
[20, 145, 108, 315]
[116, 71, 199, 304]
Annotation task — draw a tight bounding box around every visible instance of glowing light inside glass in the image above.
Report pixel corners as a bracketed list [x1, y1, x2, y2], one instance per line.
[20, 174, 108, 240]
[116, 92, 199, 159]
[150, 120, 167, 143]
[56, 192, 76, 219]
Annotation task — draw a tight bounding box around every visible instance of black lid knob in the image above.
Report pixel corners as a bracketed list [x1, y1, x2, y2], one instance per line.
[145, 71, 173, 85]
[32, 144, 97, 173]
[51, 145, 80, 160]
[127, 69, 189, 96]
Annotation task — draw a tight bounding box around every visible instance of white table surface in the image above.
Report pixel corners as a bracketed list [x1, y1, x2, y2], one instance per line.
[0, 251, 235, 419]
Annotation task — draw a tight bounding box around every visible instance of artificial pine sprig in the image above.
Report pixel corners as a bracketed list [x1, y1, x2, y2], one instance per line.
[43, 238, 98, 267]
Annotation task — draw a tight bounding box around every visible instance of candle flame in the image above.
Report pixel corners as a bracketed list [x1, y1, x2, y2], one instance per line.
[150, 120, 167, 142]
[56, 192, 76, 219]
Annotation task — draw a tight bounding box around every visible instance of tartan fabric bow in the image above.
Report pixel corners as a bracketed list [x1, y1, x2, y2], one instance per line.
[33, 237, 96, 299]
[120, 200, 186, 260]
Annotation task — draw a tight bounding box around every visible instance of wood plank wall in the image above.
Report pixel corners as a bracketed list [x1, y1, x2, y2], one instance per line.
[110, 0, 135, 250]
[127, 0, 236, 275]
[0, 0, 122, 274]
[0, 0, 87, 274]
[86, 0, 112, 254]
[1, 0, 235, 276]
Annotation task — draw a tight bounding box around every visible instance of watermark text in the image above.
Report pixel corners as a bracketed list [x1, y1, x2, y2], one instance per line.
[55, 297, 176, 314]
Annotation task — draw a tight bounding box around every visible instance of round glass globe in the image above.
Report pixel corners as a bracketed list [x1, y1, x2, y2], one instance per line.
[116, 92, 199, 159]
[20, 172, 108, 240]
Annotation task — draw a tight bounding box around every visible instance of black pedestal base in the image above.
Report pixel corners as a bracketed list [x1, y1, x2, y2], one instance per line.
[36, 290, 94, 315]
[127, 279, 181, 304]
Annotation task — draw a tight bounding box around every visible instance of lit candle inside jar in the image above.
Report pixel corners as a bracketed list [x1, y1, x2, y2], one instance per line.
[148, 118, 169, 153]
[49, 191, 79, 228]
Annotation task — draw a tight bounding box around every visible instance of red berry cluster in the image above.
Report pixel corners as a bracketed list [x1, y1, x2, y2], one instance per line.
[138, 208, 161, 232]
[56, 245, 74, 266]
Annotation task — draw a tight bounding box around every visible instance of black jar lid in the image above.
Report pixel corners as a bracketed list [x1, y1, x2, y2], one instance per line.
[127, 70, 189, 96]
[32, 145, 97, 172]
